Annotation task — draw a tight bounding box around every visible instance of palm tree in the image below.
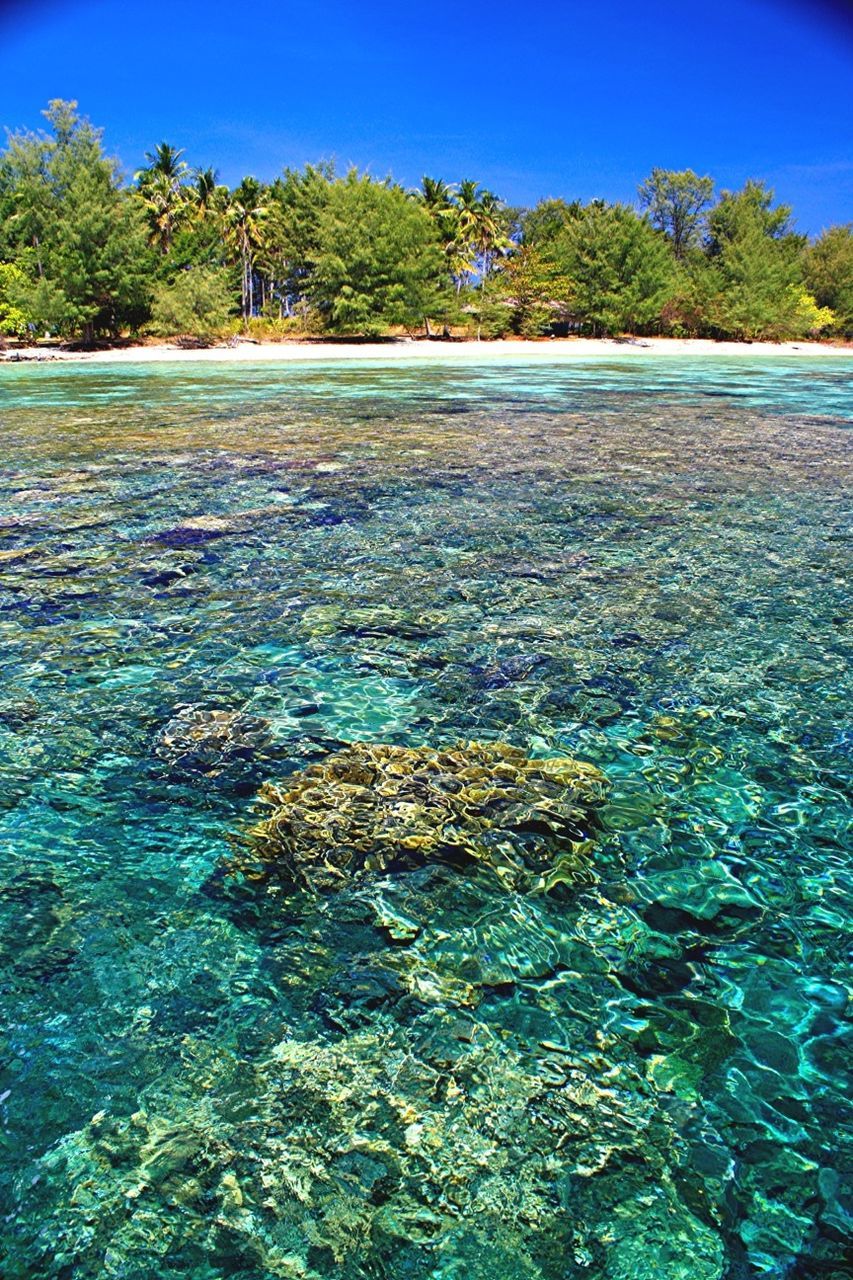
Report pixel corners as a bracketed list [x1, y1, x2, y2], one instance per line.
[141, 143, 188, 183]
[135, 142, 189, 254]
[455, 182, 509, 290]
[473, 189, 511, 286]
[454, 181, 513, 337]
[419, 177, 467, 299]
[224, 178, 267, 326]
[192, 167, 228, 221]
[420, 176, 454, 213]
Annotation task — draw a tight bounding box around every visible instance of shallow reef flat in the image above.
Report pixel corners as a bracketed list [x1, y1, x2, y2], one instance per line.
[0, 358, 850, 1278]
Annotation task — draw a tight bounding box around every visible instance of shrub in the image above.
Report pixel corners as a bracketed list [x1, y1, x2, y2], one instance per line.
[149, 267, 233, 342]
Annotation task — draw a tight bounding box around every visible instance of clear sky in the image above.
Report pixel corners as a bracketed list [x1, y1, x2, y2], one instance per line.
[0, 0, 851, 234]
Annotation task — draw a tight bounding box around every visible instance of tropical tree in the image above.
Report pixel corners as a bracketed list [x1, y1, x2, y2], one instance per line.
[135, 142, 190, 254]
[192, 167, 227, 219]
[149, 266, 232, 342]
[521, 198, 582, 248]
[262, 164, 332, 316]
[454, 181, 510, 288]
[308, 171, 444, 335]
[497, 244, 561, 336]
[638, 168, 715, 259]
[0, 261, 29, 335]
[543, 201, 674, 335]
[420, 176, 455, 216]
[805, 224, 853, 334]
[705, 182, 805, 338]
[0, 100, 151, 341]
[0, 126, 53, 276]
[224, 177, 267, 324]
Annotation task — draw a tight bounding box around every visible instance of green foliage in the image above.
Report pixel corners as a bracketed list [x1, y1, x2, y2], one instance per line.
[0, 100, 152, 341]
[10, 273, 69, 336]
[51, 168, 151, 340]
[520, 199, 582, 248]
[804, 224, 853, 334]
[707, 179, 796, 250]
[0, 262, 29, 335]
[498, 245, 561, 336]
[149, 266, 233, 341]
[264, 164, 332, 304]
[309, 172, 445, 335]
[543, 202, 674, 335]
[418, 178, 513, 298]
[705, 183, 805, 339]
[659, 255, 718, 336]
[0, 101, 848, 345]
[638, 168, 714, 259]
[786, 285, 836, 336]
[135, 142, 190, 255]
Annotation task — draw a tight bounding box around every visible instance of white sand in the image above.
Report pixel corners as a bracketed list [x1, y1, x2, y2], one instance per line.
[2, 337, 851, 365]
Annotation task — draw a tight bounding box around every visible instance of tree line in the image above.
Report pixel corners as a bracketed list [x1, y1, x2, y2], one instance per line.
[0, 100, 851, 345]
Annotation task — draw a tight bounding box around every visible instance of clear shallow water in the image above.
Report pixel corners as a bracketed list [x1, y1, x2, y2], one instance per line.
[0, 356, 850, 1279]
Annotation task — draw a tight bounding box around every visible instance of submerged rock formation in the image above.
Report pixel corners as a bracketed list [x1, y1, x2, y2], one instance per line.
[235, 740, 608, 894]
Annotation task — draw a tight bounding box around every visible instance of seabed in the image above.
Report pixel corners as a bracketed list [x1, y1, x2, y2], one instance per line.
[0, 355, 850, 1278]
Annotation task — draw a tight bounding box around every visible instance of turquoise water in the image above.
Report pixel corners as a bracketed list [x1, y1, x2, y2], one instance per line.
[0, 355, 850, 1279]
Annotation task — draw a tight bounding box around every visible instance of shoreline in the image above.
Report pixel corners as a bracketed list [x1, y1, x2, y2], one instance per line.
[2, 336, 852, 366]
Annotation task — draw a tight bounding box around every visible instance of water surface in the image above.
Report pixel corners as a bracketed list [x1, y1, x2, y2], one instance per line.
[0, 356, 850, 1279]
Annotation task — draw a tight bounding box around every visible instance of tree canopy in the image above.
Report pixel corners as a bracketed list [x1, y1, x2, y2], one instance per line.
[308, 173, 444, 335]
[0, 104, 850, 344]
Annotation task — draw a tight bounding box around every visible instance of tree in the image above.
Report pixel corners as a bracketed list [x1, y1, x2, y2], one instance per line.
[49, 163, 151, 340]
[521, 198, 582, 248]
[192, 167, 227, 219]
[159, 168, 230, 284]
[638, 168, 714, 260]
[0, 100, 151, 342]
[659, 255, 718, 336]
[805, 224, 853, 335]
[135, 142, 190, 254]
[705, 182, 804, 338]
[544, 202, 673, 335]
[419, 176, 463, 292]
[420, 176, 455, 216]
[224, 177, 267, 325]
[454, 181, 511, 287]
[308, 171, 445, 335]
[149, 266, 232, 341]
[263, 164, 332, 316]
[0, 262, 29, 335]
[497, 245, 558, 336]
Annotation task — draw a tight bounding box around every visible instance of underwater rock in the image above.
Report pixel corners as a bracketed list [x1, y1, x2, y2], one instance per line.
[156, 706, 271, 776]
[0, 873, 78, 981]
[599, 1184, 724, 1280]
[236, 741, 608, 894]
[0, 687, 40, 729]
[471, 653, 547, 690]
[149, 524, 228, 548]
[24, 1009, 685, 1280]
[639, 863, 765, 923]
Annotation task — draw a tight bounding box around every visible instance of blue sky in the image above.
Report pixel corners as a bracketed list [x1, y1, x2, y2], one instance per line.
[1, 0, 851, 234]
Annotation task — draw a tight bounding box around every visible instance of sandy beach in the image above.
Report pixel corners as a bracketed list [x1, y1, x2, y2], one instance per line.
[2, 337, 851, 365]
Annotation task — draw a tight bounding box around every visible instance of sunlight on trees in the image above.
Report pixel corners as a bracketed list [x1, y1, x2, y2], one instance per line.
[0, 104, 849, 343]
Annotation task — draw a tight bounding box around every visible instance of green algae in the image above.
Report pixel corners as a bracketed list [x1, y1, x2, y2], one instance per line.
[0, 356, 851, 1279]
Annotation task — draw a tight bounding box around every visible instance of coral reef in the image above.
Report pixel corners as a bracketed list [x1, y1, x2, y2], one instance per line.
[156, 706, 272, 776]
[237, 741, 608, 894]
[1, 362, 850, 1278]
